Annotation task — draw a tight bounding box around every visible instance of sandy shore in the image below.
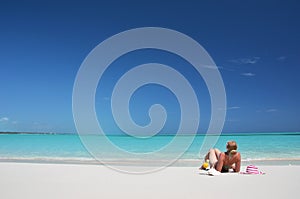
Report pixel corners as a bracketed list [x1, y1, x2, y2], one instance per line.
[0, 162, 299, 199]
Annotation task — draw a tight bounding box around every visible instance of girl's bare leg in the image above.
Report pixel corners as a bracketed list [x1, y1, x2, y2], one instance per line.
[203, 148, 221, 168]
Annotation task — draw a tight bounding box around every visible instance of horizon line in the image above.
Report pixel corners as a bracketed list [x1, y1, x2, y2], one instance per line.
[1, 131, 299, 136]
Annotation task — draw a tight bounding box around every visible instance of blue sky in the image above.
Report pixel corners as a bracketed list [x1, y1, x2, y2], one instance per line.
[0, 0, 299, 133]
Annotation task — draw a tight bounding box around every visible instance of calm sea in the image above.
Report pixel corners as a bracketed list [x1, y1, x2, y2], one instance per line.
[0, 132, 299, 166]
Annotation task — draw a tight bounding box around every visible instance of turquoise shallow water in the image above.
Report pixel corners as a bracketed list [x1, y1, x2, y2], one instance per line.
[0, 133, 299, 166]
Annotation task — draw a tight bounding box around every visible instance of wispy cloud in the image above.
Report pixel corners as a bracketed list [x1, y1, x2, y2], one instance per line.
[241, 72, 255, 77]
[202, 65, 223, 70]
[0, 117, 9, 122]
[277, 56, 286, 61]
[257, 109, 278, 113]
[266, 109, 278, 112]
[229, 57, 260, 65]
[219, 106, 240, 111]
[227, 106, 241, 110]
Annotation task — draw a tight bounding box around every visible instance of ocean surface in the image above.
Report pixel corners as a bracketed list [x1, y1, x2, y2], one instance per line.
[0, 132, 299, 166]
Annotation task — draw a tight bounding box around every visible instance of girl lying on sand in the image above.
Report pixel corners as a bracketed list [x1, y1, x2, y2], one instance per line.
[201, 141, 241, 173]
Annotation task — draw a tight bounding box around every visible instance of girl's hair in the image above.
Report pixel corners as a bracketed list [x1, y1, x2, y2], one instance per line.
[227, 141, 238, 155]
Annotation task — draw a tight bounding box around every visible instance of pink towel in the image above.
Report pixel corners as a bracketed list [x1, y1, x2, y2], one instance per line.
[240, 165, 265, 175]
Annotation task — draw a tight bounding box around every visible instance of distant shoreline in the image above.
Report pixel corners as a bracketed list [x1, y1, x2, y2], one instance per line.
[0, 132, 63, 135]
[1, 131, 300, 136]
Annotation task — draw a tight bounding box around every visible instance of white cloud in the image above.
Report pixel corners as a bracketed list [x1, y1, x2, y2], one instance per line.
[227, 106, 241, 110]
[266, 109, 278, 112]
[202, 65, 223, 70]
[0, 117, 9, 122]
[277, 56, 286, 61]
[257, 109, 278, 113]
[229, 57, 260, 64]
[218, 106, 240, 111]
[241, 72, 256, 77]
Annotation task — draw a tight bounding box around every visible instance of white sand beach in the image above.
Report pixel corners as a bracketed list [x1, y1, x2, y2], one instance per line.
[0, 162, 299, 199]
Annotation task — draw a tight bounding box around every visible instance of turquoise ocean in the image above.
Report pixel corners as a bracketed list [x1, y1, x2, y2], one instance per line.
[0, 132, 299, 166]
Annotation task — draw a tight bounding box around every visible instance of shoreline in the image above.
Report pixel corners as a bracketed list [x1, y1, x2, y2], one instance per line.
[0, 162, 299, 199]
[1, 157, 300, 167]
